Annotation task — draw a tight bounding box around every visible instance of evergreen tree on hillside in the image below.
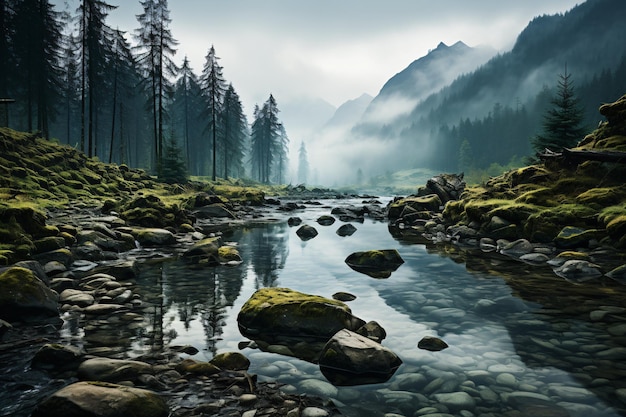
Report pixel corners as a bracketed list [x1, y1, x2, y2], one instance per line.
[134, 0, 178, 171]
[250, 94, 284, 184]
[200, 45, 226, 181]
[171, 56, 203, 174]
[221, 83, 247, 179]
[531, 68, 587, 155]
[160, 135, 188, 184]
[12, 0, 64, 138]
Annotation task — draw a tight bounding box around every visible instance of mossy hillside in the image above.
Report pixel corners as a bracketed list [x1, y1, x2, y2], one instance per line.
[443, 94, 626, 246]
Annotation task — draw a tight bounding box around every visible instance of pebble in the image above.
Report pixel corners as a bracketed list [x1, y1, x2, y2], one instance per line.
[302, 407, 329, 417]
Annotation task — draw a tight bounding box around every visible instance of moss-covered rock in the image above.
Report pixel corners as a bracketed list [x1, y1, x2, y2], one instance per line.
[237, 287, 366, 344]
[0, 266, 59, 322]
[209, 352, 250, 371]
[344, 249, 405, 278]
[182, 237, 222, 265]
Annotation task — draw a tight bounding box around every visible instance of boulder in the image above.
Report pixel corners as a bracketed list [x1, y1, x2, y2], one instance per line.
[31, 381, 168, 417]
[553, 226, 603, 249]
[296, 225, 318, 241]
[133, 228, 176, 246]
[418, 336, 449, 352]
[210, 352, 250, 371]
[237, 288, 365, 345]
[218, 245, 243, 265]
[193, 204, 236, 219]
[31, 343, 84, 372]
[425, 173, 466, 204]
[387, 195, 443, 220]
[344, 249, 404, 278]
[553, 260, 603, 283]
[316, 215, 336, 226]
[77, 357, 153, 383]
[287, 217, 302, 227]
[182, 237, 222, 265]
[318, 329, 402, 386]
[0, 266, 59, 322]
[336, 224, 357, 237]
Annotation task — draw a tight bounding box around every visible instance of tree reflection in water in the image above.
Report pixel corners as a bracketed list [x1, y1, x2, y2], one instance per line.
[133, 221, 290, 357]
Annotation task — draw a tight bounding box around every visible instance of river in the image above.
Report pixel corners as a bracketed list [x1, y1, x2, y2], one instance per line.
[4, 197, 626, 416]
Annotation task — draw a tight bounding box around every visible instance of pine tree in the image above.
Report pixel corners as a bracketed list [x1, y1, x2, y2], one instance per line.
[160, 135, 188, 184]
[171, 56, 202, 173]
[250, 94, 285, 184]
[297, 141, 309, 184]
[79, 0, 116, 156]
[221, 83, 247, 179]
[200, 45, 227, 181]
[531, 67, 587, 155]
[134, 0, 178, 172]
[12, 0, 64, 138]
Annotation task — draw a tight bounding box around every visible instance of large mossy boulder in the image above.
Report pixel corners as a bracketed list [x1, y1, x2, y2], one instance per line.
[31, 381, 168, 417]
[345, 249, 404, 278]
[182, 236, 222, 265]
[0, 267, 59, 322]
[121, 194, 190, 229]
[318, 329, 402, 386]
[237, 288, 366, 345]
[387, 195, 442, 220]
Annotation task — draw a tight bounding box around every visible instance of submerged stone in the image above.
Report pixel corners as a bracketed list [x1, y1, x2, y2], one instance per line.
[296, 224, 318, 241]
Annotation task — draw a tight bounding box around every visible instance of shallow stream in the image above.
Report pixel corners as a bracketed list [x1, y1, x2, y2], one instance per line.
[125, 199, 626, 416]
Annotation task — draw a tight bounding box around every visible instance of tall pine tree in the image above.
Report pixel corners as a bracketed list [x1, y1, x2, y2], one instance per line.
[297, 141, 309, 184]
[134, 0, 178, 172]
[250, 94, 284, 184]
[221, 83, 247, 179]
[200, 45, 226, 181]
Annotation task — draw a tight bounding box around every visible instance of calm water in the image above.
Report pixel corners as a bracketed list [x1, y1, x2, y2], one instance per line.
[95, 199, 626, 416]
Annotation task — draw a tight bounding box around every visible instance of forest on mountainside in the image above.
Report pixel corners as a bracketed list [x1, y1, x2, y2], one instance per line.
[0, 0, 290, 184]
[352, 0, 626, 175]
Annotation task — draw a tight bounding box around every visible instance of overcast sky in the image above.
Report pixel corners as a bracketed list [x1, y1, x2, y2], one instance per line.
[60, 0, 582, 110]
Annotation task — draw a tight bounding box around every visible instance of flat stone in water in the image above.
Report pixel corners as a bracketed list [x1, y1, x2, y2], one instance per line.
[302, 407, 329, 417]
[547, 385, 592, 402]
[299, 379, 338, 398]
[432, 391, 476, 411]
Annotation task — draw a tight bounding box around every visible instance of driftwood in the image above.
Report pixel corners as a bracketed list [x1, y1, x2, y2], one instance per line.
[539, 148, 626, 165]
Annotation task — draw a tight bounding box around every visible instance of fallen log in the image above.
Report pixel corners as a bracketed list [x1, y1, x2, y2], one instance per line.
[539, 148, 626, 164]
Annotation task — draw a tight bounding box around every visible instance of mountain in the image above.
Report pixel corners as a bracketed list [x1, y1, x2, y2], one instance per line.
[324, 93, 373, 129]
[358, 41, 495, 126]
[343, 0, 626, 176]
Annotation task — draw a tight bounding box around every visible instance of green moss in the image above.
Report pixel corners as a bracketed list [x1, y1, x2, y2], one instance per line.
[605, 215, 626, 238]
[577, 187, 626, 208]
[0, 267, 43, 303]
[515, 187, 557, 206]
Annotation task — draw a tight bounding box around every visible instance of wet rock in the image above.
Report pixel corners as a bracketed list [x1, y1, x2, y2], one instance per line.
[59, 289, 95, 307]
[0, 266, 59, 322]
[316, 215, 336, 226]
[175, 358, 221, 376]
[432, 391, 476, 412]
[210, 352, 250, 371]
[388, 195, 442, 220]
[336, 223, 357, 237]
[78, 357, 153, 383]
[133, 228, 176, 246]
[356, 320, 387, 343]
[31, 381, 168, 417]
[418, 336, 449, 352]
[345, 249, 404, 278]
[554, 226, 603, 249]
[296, 224, 318, 241]
[194, 203, 236, 219]
[33, 236, 66, 254]
[318, 329, 402, 386]
[31, 343, 84, 372]
[606, 264, 626, 284]
[332, 292, 356, 302]
[500, 239, 534, 257]
[218, 245, 243, 264]
[287, 217, 302, 226]
[182, 236, 222, 264]
[237, 287, 365, 345]
[553, 260, 603, 283]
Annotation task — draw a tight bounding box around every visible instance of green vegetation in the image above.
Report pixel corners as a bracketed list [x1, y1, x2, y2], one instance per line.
[443, 94, 626, 247]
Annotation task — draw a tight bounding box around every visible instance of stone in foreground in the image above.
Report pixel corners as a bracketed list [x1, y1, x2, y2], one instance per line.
[31, 381, 168, 417]
[318, 329, 402, 386]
